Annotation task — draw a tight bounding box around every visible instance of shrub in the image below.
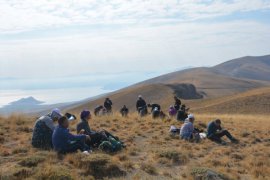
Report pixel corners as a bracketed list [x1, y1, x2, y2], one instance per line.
[241, 131, 250, 137]
[19, 156, 46, 167]
[13, 167, 33, 179]
[12, 147, 28, 154]
[158, 150, 189, 165]
[0, 136, 5, 143]
[191, 167, 230, 180]
[140, 163, 157, 175]
[72, 153, 126, 179]
[0, 167, 33, 180]
[35, 165, 73, 180]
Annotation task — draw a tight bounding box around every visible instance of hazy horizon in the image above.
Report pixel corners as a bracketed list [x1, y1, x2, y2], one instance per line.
[1, 0, 270, 107]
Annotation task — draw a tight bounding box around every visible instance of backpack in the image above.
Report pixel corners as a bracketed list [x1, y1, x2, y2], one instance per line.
[98, 136, 123, 153]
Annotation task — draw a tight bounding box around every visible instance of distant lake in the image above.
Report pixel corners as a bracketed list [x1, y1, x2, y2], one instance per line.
[0, 87, 110, 107]
[0, 70, 175, 108]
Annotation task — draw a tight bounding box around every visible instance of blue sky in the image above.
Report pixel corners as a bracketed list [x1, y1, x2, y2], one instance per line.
[0, 0, 270, 105]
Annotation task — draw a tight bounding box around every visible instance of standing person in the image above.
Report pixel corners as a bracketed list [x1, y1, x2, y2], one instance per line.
[120, 105, 129, 117]
[207, 119, 239, 144]
[52, 116, 91, 154]
[174, 96, 182, 111]
[31, 108, 62, 150]
[136, 95, 147, 113]
[148, 103, 161, 112]
[104, 98, 113, 114]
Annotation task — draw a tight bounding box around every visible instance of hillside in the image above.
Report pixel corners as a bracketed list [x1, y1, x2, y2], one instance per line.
[190, 87, 270, 115]
[136, 67, 269, 98]
[66, 55, 270, 113]
[68, 83, 202, 113]
[213, 55, 270, 81]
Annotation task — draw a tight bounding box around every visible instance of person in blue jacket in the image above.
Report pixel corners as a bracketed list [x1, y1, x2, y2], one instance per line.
[52, 116, 91, 154]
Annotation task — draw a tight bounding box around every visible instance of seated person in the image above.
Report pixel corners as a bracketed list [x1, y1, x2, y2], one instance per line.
[77, 110, 110, 147]
[169, 105, 177, 117]
[31, 108, 62, 150]
[159, 111, 166, 119]
[120, 105, 129, 117]
[180, 114, 196, 140]
[207, 119, 238, 144]
[177, 105, 189, 121]
[94, 105, 103, 116]
[152, 107, 161, 119]
[148, 103, 161, 112]
[52, 116, 90, 154]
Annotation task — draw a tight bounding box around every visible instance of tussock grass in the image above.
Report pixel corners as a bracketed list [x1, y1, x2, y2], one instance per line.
[0, 113, 269, 179]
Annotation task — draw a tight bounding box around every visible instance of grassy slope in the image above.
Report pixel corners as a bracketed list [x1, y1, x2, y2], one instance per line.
[0, 113, 269, 180]
[65, 68, 270, 115]
[136, 67, 270, 98]
[189, 87, 270, 114]
[67, 87, 270, 116]
[67, 84, 175, 113]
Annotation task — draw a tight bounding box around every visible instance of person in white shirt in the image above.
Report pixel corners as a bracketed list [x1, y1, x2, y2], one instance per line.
[180, 114, 195, 140]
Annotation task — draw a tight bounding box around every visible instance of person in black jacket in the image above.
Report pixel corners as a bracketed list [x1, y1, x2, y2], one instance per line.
[207, 119, 238, 144]
[94, 105, 103, 116]
[120, 105, 129, 117]
[136, 95, 147, 112]
[104, 98, 113, 113]
[177, 104, 189, 121]
[76, 110, 108, 147]
[174, 96, 182, 111]
[148, 103, 161, 112]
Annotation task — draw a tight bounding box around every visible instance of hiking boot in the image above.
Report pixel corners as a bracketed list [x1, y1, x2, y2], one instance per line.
[231, 138, 239, 144]
[220, 140, 227, 145]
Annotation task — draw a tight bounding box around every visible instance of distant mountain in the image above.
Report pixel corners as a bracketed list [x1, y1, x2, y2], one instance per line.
[0, 97, 69, 116]
[0, 93, 110, 116]
[213, 55, 270, 81]
[66, 55, 270, 113]
[2, 55, 270, 116]
[8, 96, 44, 106]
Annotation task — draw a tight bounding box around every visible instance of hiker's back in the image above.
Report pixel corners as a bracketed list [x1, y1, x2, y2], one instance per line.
[32, 118, 53, 149]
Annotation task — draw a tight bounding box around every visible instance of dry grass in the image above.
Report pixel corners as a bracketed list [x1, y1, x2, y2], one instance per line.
[0, 113, 270, 179]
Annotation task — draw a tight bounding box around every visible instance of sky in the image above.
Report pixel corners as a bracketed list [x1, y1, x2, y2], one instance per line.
[0, 0, 270, 105]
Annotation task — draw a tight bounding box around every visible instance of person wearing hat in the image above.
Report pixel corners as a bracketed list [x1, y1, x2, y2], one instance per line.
[180, 114, 196, 140]
[52, 116, 91, 154]
[31, 108, 63, 149]
[136, 95, 147, 113]
[77, 110, 108, 147]
[207, 119, 239, 144]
